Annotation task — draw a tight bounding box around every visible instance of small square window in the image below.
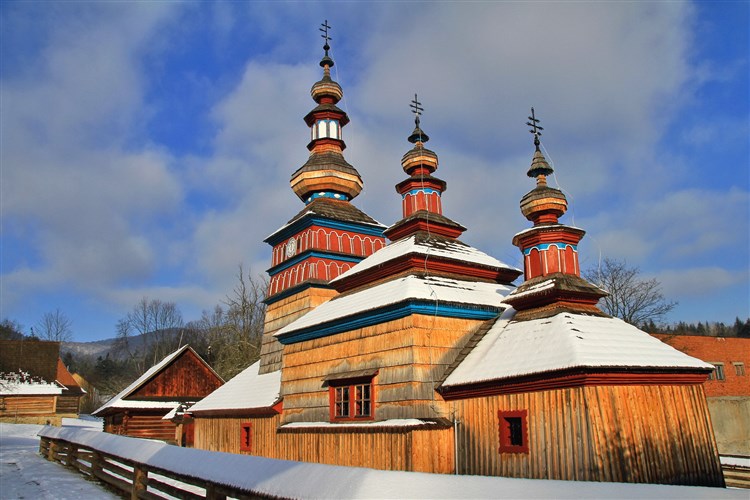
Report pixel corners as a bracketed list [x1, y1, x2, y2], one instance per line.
[498, 410, 529, 454]
[240, 422, 252, 452]
[733, 362, 745, 376]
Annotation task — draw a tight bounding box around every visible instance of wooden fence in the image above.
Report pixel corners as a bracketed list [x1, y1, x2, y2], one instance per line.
[39, 431, 272, 499]
[37, 426, 746, 500]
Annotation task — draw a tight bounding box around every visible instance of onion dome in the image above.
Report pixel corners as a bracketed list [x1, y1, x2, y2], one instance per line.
[290, 22, 363, 204]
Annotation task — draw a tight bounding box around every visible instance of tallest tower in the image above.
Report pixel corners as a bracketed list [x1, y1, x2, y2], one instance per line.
[259, 22, 386, 374]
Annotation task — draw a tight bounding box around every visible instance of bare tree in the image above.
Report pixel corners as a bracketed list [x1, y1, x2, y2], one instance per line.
[584, 258, 676, 328]
[115, 298, 184, 373]
[0, 318, 26, 340]
[188, 266, 267, 380]
[36, 308, 73, 342]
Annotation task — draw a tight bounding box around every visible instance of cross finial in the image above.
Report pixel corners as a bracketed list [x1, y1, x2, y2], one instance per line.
[526, 107, 544, 151]
[320, 20, 332, 54]
[410, 93, 424, 126]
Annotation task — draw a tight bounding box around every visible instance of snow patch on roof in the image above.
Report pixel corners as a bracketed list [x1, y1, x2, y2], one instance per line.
[333, 235, 518, 283]
[444, 313, 713, 387]
[189, 362, 281, 413]
[276, 275, 512, 336]
[0, 371, 64, 395]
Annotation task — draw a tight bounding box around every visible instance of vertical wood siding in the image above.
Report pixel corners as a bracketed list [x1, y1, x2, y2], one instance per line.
[193, 415, 453, 473]
[453, 384, 724, 486]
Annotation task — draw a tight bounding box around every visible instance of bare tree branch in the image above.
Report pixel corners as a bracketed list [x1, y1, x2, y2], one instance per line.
[36, 308, 73, 342]
[584, 258, 677, 328]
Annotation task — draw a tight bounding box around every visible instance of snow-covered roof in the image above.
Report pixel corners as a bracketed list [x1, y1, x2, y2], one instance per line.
[189, 362, 281, 413]
[276, 275, 512, 337]
[281, 419, 436, 429]
[92, 345, 191, 415]
[443, 312, 713, 387]
[332, 234, 519, 283]
[0, 379, 63, 396]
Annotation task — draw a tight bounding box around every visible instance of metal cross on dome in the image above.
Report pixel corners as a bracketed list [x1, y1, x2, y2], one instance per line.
[320, 20, 332, 46]
[410, 93, 424, 125]
[526, 107, 544, 149]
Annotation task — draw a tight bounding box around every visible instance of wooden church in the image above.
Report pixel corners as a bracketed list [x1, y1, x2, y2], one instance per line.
[190, 23, 725, 487]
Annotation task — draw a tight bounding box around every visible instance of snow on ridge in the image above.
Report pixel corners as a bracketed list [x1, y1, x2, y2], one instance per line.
[34, 426, 742, 499]
[333, 235, 518, 283]
[276, 275, 511, 337]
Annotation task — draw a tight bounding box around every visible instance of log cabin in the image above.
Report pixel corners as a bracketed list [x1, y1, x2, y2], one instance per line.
[190, 24, 725, 487]
[93, 345, 223, 443]
[0, 339, 84, 425]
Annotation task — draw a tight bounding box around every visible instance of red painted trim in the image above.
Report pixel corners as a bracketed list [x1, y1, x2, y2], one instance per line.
[498, 409, 529, 454]
[440, 369, 710, 400]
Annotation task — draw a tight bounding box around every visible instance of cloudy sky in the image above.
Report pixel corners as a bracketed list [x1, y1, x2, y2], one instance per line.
[2, 1, 748, 342]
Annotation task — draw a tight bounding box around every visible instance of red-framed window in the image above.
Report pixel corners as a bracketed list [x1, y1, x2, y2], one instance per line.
[328, 377, 374, 422]
[240, 422, 252, 452]
[498, 409, 529, 454]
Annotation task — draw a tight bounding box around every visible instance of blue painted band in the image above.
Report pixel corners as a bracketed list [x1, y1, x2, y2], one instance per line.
[267, 250, 364, 276]
[401, 188, 441, 199]
[306, 192, 351, 204]
[277, 301, 501, 344]
[523, 243, 578, 256]
[266, 216, 386, 245]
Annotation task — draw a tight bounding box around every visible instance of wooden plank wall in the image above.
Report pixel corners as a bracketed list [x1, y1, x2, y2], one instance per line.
[259, 287, 337, 374]
[129, 350, 222, 399]
[193, 415, 454, 473]
[453, 384, 724, 486]
[281, 315, 483, 423]
[56, 395, 80, 415]
[110, 413, 177, 443]
[193, 414, 281, 457]
[0, 395, 56, 418]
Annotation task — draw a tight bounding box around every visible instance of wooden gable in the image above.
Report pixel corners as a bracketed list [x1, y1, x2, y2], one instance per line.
[127, 348, 223, 401]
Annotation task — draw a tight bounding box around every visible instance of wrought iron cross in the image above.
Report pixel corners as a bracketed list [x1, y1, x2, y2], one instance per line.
[526, 107, 544, 149]
[410, 93, 424, 125]
[320, 20, 332, 47]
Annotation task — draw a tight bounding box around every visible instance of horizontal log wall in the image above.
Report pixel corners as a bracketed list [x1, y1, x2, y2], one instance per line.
[0, 395, 56, 417]
[453, 384, 724, 486]
[55, 395, 80, 415]
[107, 413, 177, 443]
[281, 315, 484, 423]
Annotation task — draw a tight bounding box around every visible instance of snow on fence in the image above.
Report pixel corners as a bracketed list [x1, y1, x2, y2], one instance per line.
[38, 426, 745, 500]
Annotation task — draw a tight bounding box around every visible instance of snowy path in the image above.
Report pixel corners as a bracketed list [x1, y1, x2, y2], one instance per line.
[0, 422, 118, 500]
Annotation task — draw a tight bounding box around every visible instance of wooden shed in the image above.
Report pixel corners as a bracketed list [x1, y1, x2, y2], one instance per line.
[93, 345, 223, 443]
[0, 339, 84, 425]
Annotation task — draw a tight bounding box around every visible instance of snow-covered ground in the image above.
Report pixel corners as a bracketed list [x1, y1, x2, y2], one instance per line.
[2, 418, 746, 499]
[0, 418, 117, 499]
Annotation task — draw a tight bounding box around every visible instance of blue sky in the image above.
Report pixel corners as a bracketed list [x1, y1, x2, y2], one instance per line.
[1, 1, 748, 343]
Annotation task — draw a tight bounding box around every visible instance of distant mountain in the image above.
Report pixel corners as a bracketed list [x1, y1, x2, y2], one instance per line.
[61, 329, 185, 360]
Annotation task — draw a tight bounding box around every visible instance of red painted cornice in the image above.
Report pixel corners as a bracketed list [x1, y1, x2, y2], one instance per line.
[440, 369, 710, 400]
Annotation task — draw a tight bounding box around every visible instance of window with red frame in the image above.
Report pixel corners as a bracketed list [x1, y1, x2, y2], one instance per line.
[329, 378, 374, 421]
[498, 410, 529, 454]
[240, 422, 252, 452]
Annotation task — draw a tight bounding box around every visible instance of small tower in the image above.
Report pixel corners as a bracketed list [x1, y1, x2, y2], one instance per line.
[504, 108, 607, 320]
[383, 95, 467, 241]
[259, 22, 386, 374]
